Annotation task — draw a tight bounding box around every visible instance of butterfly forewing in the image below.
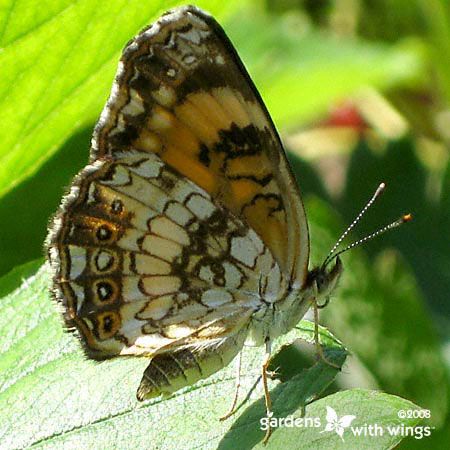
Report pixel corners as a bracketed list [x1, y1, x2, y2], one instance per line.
[92, 6, 309, 284]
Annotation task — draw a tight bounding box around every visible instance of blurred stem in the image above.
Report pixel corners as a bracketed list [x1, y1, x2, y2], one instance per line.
[418, 0, 450, 105]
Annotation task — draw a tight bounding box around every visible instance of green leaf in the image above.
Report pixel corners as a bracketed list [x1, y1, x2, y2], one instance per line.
[218, 321, 348, 450]
[0, 127, 92, 277]
[0, 258, 43, 299]
[259, 389, 425, 450]
[0, 4, 426, 277]
[226, 10, 426, 127]
[0, 0, 241, 198]
[0, 263, 346, 449]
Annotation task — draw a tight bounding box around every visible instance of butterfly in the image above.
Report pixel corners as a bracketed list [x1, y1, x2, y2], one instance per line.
[46, 5, 343, 439]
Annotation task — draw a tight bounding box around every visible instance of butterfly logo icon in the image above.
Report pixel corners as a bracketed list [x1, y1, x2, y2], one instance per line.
[321, 406, 356, 442]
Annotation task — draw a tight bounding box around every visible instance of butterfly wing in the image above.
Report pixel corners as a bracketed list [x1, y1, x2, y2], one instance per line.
[136, 310, 250, 400]
[92, 5, 309, 286]
[47, 151, 286, 360]
[46, 6, 310, 399]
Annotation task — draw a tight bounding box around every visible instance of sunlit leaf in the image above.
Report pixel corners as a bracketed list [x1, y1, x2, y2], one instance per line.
[0, 0, 241, 198]
[0, 263, 346, 448]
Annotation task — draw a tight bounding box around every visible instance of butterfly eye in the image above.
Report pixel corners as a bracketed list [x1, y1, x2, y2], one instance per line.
[316, 272, 326, 291]
[316, 296, 330, 309]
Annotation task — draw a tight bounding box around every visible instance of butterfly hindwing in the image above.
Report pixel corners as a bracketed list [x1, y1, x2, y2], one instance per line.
[47, 151, 287, 360]
[136, 312, 249, 400]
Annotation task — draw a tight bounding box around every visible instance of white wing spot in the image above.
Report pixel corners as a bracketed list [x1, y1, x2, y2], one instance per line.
[87, 183, 96, 204]
[68, 246, 87, 279]
[186, 194, 216, 220]
[199, 265, 215, 284]
[137, 295, 174, 320]
[264, 263, 282, 302]
[223, 261, 243, 290]
[230, 236, 258, 267]
[142, 235, 183, 261]
[215, 54, 225, 65]
[165, 202, 193, 226]
[142, 276, 181, 296]
[122, 91, 145, 116]
[149, 216, 190, 246]
[128, 157, 163, 179]
[183, 54, 196, 65]
[201, 289, 233, 307]
[95, 250, 114, 271]
[152, 84, 176, 108]
[70, 282, 85, 313]
[135, 254, 171, 275]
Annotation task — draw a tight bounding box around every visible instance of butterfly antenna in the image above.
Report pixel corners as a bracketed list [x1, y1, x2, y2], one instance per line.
[325, 214, 412, 263]
[322, 182, 386, 268]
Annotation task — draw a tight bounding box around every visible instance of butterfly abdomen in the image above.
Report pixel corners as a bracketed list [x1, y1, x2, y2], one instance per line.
[137, 330, 246, 401]
[137, 348, 203, 400]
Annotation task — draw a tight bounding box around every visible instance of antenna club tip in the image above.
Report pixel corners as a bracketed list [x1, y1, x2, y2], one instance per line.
[402, 213, 413, 222]
[375, 182, 386, 196]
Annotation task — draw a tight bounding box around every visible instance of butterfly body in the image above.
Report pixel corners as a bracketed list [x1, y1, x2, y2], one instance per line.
[46, 5, 342, 402]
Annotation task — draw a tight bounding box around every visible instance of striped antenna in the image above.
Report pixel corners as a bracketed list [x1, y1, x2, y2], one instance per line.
[322, 182, 412, 268]
[324, 214, 412, 265]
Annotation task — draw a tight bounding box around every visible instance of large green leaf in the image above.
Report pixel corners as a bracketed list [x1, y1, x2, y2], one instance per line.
[0, 262, 348, 449]
[0, 3, 426, 277]
[0, 0, 241, 199]
[0, 1, 425, 201]
[0, 216, 433, 449]
[218, 321, 347, 450]
[258, 389, 424, 450]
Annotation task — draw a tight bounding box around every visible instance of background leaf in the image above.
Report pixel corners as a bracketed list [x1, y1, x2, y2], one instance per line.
[1, 1, 448, 449]
[0, 0, 240, 199]
[259, 389, 424, 450]
[303, 194, 449, 426]
[0, 3, 426, 276]
[0, 264, 346, 449]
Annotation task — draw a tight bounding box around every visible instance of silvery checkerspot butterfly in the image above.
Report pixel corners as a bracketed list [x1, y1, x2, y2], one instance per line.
[46, 5, 345, 440]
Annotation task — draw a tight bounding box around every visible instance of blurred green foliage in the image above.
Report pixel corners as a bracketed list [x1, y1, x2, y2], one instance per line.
[0, 0, 449, 448]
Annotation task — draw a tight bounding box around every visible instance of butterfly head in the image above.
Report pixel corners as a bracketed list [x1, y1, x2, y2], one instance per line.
[307, 256, 343, 308]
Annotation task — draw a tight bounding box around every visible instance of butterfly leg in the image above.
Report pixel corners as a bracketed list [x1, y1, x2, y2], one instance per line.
[219, 352, 242, 420]
[313, 299, 340, 369]
[262, 340, 273, 444]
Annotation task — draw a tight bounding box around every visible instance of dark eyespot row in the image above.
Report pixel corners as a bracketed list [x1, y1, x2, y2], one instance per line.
[93, 249, 117, 273]
[97, 281, 114, 301]
[92, 279, 119, 305]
